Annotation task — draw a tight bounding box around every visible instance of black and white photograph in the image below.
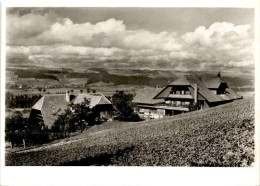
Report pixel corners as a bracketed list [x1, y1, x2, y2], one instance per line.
[1, 0, 259, 185]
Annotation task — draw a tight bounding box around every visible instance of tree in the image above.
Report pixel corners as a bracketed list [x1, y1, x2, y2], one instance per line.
[51, 98, 99, 138]
[43, 89, 46, 93]
[87, 88, 91, 93]
[92, 89, 96, 93]
[71, 89, 74, 93]
[38, 87, 42, 92]
[5, 114, 28, 148]
[70, 98, 97, 131]
[111, 91, 142, 122]
[6, 113, 50, 148]
[52, 108, 74, 138]
[80, 89, 83, 93]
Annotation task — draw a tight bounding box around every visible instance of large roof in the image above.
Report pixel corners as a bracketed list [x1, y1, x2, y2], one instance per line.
[169, 76, 190, 86]
[185, 76, 223, 102]
[132, 88, 165, 105]
[72, 94, 111, 108]
[202, 78, 222, 89]
[135, 75, 241, 104]
[31, 93, 112, 129]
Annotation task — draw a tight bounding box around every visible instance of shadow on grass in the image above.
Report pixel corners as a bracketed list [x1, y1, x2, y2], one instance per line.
[60, 146, 134, 166]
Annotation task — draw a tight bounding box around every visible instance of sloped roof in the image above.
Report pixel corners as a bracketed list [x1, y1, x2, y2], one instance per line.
[185, 76, 223, 102]
[202, 78, 222, 89]
[133, 88, 165, 104]
[223, 88, 242, 100]
[153, 75, 240, 103]
[31, 93, 112, 129]
[169, 76, 190, 86]
[153, 86, 172, 99]
[32, 96, 44, 110]
[134, 76, 241, 105]
[188, 87, 205, 101]
[72, 93, 111, 108]
[40, 95, 68, 129]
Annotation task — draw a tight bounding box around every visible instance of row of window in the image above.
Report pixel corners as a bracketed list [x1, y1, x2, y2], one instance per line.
[170, 90, 191, 95]
[165, 100, 191, 106]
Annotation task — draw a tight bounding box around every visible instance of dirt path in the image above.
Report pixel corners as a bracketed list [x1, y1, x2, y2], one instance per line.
[14, 129, 110, 154]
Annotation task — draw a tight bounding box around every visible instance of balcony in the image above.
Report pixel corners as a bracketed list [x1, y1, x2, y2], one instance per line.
[138, 104, 190, 111]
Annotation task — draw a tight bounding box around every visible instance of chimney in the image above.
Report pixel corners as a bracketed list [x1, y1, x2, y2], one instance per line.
[194, 84, 198, 105]
[66, 90, 70, 102]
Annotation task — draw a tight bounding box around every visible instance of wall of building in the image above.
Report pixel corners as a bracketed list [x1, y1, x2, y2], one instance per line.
[139, 107, 165, 119]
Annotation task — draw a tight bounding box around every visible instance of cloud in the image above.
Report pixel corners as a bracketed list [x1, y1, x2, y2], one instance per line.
[6, 11, 254, 71]
[7, 13, 57, 45]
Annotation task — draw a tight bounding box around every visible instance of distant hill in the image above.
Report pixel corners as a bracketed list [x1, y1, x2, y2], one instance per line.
[6, 67, 254, 90]
[6, 98, 254, 166]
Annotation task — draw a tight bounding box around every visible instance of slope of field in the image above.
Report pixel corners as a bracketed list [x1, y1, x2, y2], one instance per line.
[6, 99, 254, 166]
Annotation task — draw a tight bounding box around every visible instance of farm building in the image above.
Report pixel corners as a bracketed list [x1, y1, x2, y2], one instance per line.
[29, 91, 114, 129]
[133, 75, 242, 119]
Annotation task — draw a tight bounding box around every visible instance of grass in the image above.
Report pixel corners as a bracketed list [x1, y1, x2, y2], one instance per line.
[6, 98, 254, 166]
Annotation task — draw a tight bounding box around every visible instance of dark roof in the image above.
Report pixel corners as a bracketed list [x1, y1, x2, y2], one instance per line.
[153, 86, 172, 99]
[202, 78, 222, 89]
[185, 76, 223, 102]
[169, 76, 190, 86]
[40, 95, 69, 129]
[72, 93, 111, 108]
[152, 75, 241, 103]
[31, 93, 112, 129]
[132, 88, 165, 104]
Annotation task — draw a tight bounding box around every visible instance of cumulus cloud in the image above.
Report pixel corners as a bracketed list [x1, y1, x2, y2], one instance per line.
[6, 11, 254, 71]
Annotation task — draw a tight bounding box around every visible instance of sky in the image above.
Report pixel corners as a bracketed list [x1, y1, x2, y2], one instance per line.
[6, 8, 254, 73]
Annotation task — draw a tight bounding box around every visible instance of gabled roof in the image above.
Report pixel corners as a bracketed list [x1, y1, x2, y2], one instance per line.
[153, 86, 172, 99]
[141, 75, 241, 104]
[169, 76, 190, 86]
[132, 88, 165, 104]
[31, 93, 112, 129]
[40, 95, 69, 129]
[72, 93, 111, 108]
[202, 78, 222, 89]
[185, 76, 223, 102]
[32, 96, 44, 110]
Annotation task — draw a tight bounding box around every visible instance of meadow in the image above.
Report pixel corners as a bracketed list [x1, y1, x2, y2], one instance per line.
[6, 98, 254, 166]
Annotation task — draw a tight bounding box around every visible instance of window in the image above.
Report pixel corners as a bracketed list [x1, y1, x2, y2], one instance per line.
[176, 101, 181, 106]
[186, 91, 190, 95]
[185, 101, 190, 105]
[176, 91, 180, 95]
[182, 90, 185, 94]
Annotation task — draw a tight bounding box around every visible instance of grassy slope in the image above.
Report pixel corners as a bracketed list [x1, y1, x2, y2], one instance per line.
[6, 99, 254, 166]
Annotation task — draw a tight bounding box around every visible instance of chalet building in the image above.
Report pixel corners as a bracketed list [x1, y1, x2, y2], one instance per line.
[29, 91, 114, 129]
[133, 75, 242, 119]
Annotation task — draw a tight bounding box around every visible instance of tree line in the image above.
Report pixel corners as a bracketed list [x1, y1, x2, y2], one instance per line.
[6, 92, 42, 108]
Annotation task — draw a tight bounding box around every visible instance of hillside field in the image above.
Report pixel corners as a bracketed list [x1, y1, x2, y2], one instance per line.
[6, 99, 254, 166]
